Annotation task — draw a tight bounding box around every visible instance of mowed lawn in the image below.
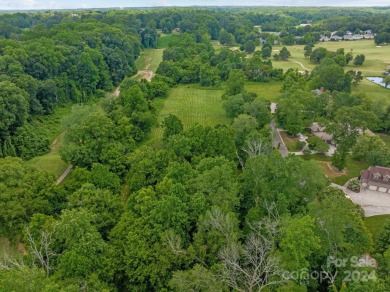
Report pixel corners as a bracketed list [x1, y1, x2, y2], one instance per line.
[245, 82, 282, 102]
[365, 214, 390, 240]
[135, 48, 164, 72]
[269, 40, 389, 75]
[302, 154, 370, 186]
[150, 85, 227, 139]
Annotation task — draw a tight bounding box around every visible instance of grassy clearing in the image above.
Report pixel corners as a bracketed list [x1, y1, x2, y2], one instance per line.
[27, 104, 74, 177]
[245, 82, 282, 102]
[302, 154, 369, 186]
[28, 133, 68, 177]
[150, 84, 227, 140]
[157, 34, 180, 49]
[364, 214, 390, 240]
[135, 48, 164, 72]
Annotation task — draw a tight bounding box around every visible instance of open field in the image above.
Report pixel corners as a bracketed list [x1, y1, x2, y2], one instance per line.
[364, 214, 390, 240]
[150, 85, 227, 139]
[245, 82, 282, 102]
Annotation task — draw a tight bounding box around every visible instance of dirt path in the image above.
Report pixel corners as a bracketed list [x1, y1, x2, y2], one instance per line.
[134, 56, 156, 82]
[56, 165, 73, 185]
[290, 60, 312, 71]
[113, 86, 120, 97]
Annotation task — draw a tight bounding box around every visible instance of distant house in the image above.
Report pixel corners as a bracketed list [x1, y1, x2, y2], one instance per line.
[361, 166, 390, 193]
[343, 35, 353, 41]
[309, 122, 334, 145]
[363, 33, 375, 39]
[320, 35, 330, 42]
[300, 23, 312, 27]
[352, 34, 363, 40]
[330, 35, 343, 41]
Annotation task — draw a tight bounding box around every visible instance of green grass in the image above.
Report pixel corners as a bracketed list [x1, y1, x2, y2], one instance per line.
[0, 237, 23, 260]
[245, 82, 282, 102]
[266, 40, 389, 75]
[353, 78, 390, 106]
[150, 84, 228, 139]
[157, 34, 180, 49]
[364, 214, 390, 240]
[135, 48, 164, 72]
[279, 131, 302, 152]
[302, 154, 369, 186]
[28, 133, 68, 177]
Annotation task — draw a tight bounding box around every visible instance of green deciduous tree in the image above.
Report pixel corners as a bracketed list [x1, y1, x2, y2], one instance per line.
[162, 114, 184, 142]
[0, 81, 29, 134]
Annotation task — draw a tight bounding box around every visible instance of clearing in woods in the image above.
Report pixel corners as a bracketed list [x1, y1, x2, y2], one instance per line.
[133, 48, 164, 81]
[150, 85, 228, 139]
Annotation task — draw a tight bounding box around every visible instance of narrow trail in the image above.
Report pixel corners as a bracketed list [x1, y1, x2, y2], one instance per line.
[56, 165, 73, 185]
[290, 60, 312, 71]
[113, 86, 120, 97]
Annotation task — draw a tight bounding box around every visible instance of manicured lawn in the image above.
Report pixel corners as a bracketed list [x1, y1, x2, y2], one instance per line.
[353, 78, 390, 106]
[150, 84, 227, 139]
[364, 214, 390, 240]
[279, 131, 303, 152]
[301, 154, 369, 186]
[135, 48, 164, 72]
[266, 40, 388, 75]
[245, 82, 282, 102]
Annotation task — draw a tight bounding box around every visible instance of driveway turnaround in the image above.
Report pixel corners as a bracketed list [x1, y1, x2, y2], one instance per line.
[331, 183, 390, 217]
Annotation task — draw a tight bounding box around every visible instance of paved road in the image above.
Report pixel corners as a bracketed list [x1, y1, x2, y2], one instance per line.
[331, 183, 390, 217]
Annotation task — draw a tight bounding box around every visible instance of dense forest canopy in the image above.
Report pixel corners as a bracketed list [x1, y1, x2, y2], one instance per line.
[0, 6, 390, 291]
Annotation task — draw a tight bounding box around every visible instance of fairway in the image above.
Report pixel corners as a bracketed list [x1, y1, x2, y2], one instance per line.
[353, 78, 390, 106]
[269, 40, 389, 75]
[150, 85, 227, 139]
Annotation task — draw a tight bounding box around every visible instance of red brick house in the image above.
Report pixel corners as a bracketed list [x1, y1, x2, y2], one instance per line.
[361, 166, 390, 193]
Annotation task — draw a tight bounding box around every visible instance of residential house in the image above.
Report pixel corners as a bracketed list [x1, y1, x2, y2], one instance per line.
[361, 166, 390, 193]
[352, 34, 363, 40]
[309, 122, 334, 145]
[320, 35, 330, 42]
[330, 35, 343, 41]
